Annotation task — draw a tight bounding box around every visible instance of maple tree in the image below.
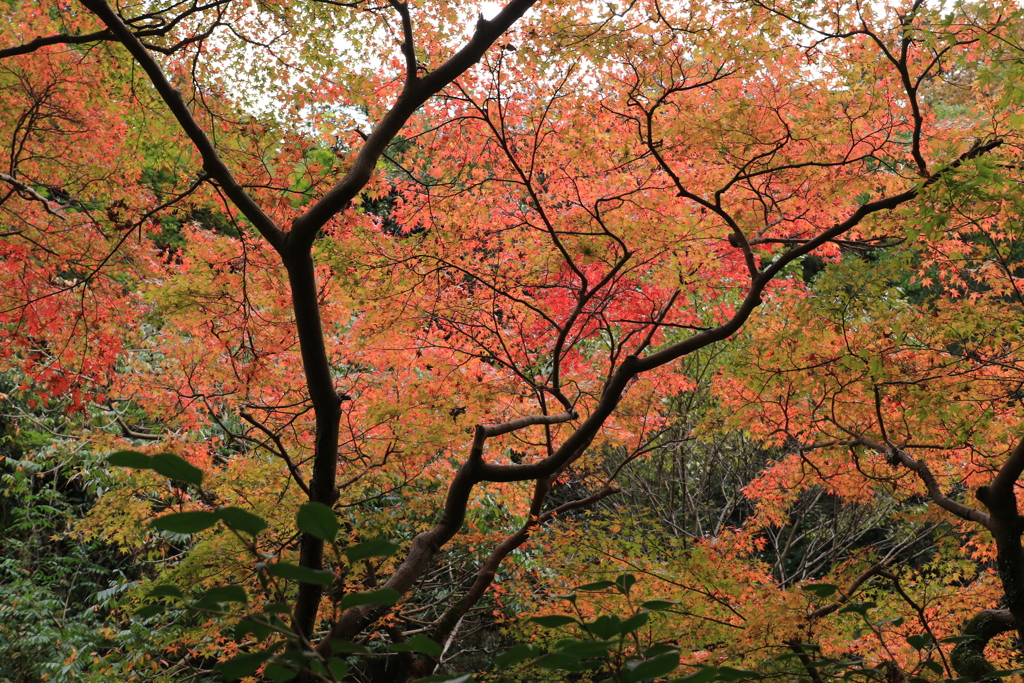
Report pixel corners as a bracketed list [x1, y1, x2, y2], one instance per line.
[2, 0, 1024, 680]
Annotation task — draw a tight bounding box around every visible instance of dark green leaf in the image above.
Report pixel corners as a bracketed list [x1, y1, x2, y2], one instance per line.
[265, 661, 299, 682]
[135, 603, 168, 618]
[716, 666, 758, 681]
[196, 585, 247, 606]
[215, 650, 275, 680]
[555, 639, 614, 659]
[837, 601, 876, 616]
[340, 588, 401, 609]
[625, 652, 681, 683]
[266, 561, 335, 586]
[674, 666, 719, 683]
[641, 599, 678, 611]
[587, 615, 623, 640]
[619, 610, 650, 635]
[147, 585, 183, 599]
[264, 603, 293, 614]
[574, 580, 616, 592]
[151, 511, 218, 534]
[529, 615, 577, 629]
[326, 641, 371, 655]
[389, 634, 443, 659]
[235, 617, 273, 641]
[992, 668, 1024, 678]
[535, 653, 602, 671]
[107, 450, 151, 469]
[615, 573, 637, 595]
[150, 453, 204, 486]
[802, 583, 839, 598]
[217, 506, 268, 535]
[494, 644, 539, 667]
[410, 674, 475, 683]
[906, 633, 933, 650]
[328, 659, 350, 680]
[345, 538, 399, 562]
[296, 502, 338, 542]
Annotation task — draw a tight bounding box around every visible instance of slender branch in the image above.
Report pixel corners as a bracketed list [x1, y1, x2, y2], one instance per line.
[855, 435, 992, 529]
[807, 563, 888, 619]
[429, 484, 621, 647]
[288, 0, 540, 247]
[239, 410, 312, 497]
[0, 173, 64, 217]
[76, 0, 286, 251]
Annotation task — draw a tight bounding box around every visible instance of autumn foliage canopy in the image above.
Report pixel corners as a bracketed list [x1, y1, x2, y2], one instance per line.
[3, 0, 1024, 681]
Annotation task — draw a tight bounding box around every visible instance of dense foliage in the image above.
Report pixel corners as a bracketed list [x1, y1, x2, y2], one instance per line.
[3, 0, 1024, 681]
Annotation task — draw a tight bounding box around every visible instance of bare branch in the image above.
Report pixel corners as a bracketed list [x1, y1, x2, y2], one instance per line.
[0, 173, 64, 217]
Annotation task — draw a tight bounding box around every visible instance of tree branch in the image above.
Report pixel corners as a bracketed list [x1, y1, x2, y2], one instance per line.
[76, 0, 285, 251]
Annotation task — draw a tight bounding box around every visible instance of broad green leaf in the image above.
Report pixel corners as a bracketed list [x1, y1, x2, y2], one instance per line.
[264, 661, 299, 682]
[216, 506, 268, 535]
[328, 659, 350, 679]
[235, 617, 273, 641]
[326, 640, 371, 655]
[615, 573, 636, 595]
[619, 610, 650, 635]
[264, 603, 293, 614]
[107, 451, 203, 487]
[716, 666, 758, 681]
[674, 666, 720, 683]
[837, 601, 876, 616]
[150, 453, 204, 486]
[574, 580, 616, 592]
[151, 511, 218, 534]
[625, 652, 681, 683]
[106, 450, 152, 469]
[389, 634, 443, 659]
[266, 561, 335, 586]
[494, 644, 539, 667]
[215, 650, 276, 679]
[344, 538, 399, 562]
[906, 633, 934, 650]
[410, 674, 475, 683]
[554, 639, 613, 659]
[529, 614, 577, 628]
[534, 652, 602, 671]
[195, 585, 248, 606]
[340, 587, 401, 609]
[802, 583, 838, 598]
[587, 615, 623, 639]
[135, 603, 168, 618]
[147, 585, 183, 599]
[641, 599, 678, 611]
[296, 502, 338, 542]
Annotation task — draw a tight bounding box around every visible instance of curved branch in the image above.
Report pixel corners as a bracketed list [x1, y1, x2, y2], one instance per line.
[289, 0, 540, 247]
[853, 435, 992, 529]
[76, 0, 286, 251]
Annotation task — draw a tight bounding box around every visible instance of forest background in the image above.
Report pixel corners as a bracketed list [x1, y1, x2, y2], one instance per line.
[3, 0, 1024, 681]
